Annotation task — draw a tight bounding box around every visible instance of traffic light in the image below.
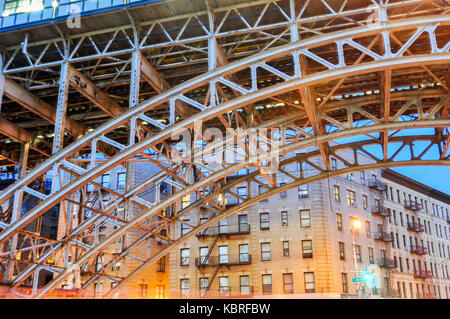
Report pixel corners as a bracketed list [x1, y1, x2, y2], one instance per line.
[362, 271, 376, 288]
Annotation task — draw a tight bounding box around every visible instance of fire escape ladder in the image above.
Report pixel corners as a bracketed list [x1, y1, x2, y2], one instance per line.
[205, 263, 223, 294]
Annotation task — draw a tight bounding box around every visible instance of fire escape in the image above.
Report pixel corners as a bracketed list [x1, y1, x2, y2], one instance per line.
[405, 200, 434, 298]
[369, 179, 394, 297]
[195, 220, 251, 297]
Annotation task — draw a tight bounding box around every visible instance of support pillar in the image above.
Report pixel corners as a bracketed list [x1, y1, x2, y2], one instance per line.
[6, 142, 30, 282]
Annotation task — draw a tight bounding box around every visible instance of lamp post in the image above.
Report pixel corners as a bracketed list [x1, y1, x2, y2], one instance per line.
[351, 219, 362, 298]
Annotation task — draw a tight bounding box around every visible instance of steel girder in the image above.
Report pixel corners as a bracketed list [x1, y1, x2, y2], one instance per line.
[0, 10, 449, 297]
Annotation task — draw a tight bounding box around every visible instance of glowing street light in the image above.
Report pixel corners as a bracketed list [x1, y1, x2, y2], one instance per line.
[352, 219, 362, 229]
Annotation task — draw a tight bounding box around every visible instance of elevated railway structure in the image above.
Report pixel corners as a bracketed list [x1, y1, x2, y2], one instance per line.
[0, 0, 449, 298]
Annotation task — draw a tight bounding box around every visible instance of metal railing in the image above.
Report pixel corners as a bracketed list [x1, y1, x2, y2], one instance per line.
[373, 231, 393, 242]
[368, 180, 387, 192]
[404, 201, 421, 211]
[378, 258, 395, 268]
[407, 222, 424, 232]
[411, 245, 428, 255]
[195, 254, 252, 267]
[414, 270, 432, 279]
[196, 223, 250, 237]
[371, 205, 391, 217]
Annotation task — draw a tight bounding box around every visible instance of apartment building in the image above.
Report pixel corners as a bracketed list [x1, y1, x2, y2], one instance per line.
[381, 169, 450, 299]
[167, 146, 404, 298]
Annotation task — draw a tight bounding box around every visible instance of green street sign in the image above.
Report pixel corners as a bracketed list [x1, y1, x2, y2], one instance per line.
[352, 277, 364, 283]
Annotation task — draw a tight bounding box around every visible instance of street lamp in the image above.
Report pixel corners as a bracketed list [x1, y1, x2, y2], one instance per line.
[351, 219, 362, 298]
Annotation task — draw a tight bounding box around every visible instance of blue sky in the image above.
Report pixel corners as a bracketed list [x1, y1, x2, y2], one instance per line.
[392, 166, 450, 194]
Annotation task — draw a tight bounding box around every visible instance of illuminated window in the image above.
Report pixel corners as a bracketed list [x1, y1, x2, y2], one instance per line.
[336, 213, 343, 231]
[347, 190, 356, 206]
[334, 185, 340, 202]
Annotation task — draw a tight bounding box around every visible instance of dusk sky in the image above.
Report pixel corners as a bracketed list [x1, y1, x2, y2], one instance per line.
[392, 166, 450, 195]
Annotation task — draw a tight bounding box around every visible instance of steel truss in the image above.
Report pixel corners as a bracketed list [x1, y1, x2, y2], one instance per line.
[0, 0, 449, 298]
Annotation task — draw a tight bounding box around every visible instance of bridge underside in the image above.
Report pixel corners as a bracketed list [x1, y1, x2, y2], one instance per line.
[0, 0, 449, 298]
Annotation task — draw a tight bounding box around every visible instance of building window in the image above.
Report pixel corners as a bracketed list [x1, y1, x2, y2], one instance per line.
[300, 210, 311, 228]
[353, 245, 362, 263]
[239, 244, 249, 263]
[346, 171, 354, 181]
[156, 285, 165, 299]
[339, 242, 345, 260]
[298, 184, 309, 199]
[138, 283, 148, 299]
[342, 273, 348, 293]
[302, 240, 313, 258]
[366, 221, 371, 237]
[368, 247, 374, 264]
[199, 247, 209, 265]
[219, 246, 229, 264]
[219, 276, 229, 295]
[262, 274, 272, 294]
[261, 243, 271, 261]
[117, 172, 126, 189]
[180, 279, 189, 297]
[157, 256, 166, 272]
[281, 211, 288, 227]
[237, 186, 247, 203]
[180, 248, 190, 266]
[238, 215, 249, 233]
[336, 213, 343, 231]
[101, 174, 110, 188]
[334, 185, 340, 202]
[360, 172, 365, 185]
[280, 182, 287, 197]
[199, 277, 208, 295]
[283, 241, 290, 257]
[240, 275, 251, 295]
[362, 195, 368, 210]
[304, 272, 315, 293]
[181, 220, 190, 236]
[331, 158, 337, 171]
[347, 190, 356, 206]
[283, 273, 294, 294]
[258, 185, 268, 202]
[260, 213, 270, 230]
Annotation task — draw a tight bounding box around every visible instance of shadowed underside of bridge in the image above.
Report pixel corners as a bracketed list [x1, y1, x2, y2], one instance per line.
[0, 0, 449, 298]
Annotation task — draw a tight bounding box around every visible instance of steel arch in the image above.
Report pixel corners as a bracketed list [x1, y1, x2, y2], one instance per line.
[0, 13, 449, 297]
